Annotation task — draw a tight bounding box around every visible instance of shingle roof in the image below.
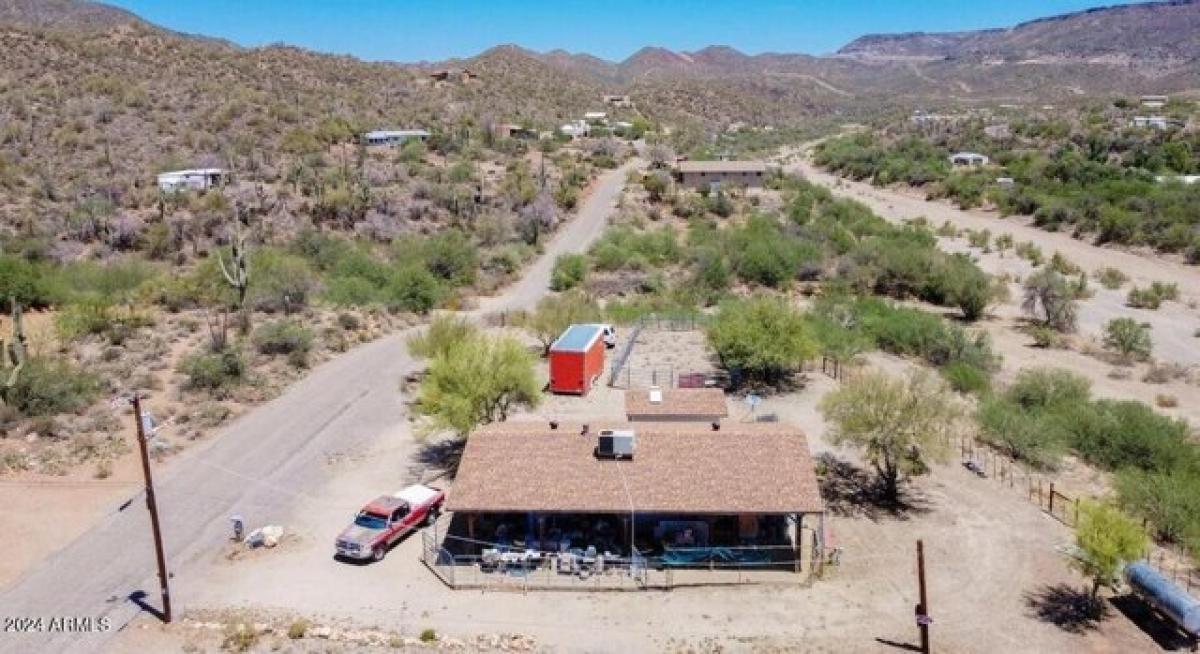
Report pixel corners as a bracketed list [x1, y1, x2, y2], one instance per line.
[624, 388, 729, 419]
[447, 422, 824, 515]
[676, 160, 768, 174]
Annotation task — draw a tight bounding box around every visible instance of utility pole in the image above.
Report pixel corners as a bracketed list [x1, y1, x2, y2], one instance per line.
[132, 394, 172, 623]
[915, 539, 931, 654]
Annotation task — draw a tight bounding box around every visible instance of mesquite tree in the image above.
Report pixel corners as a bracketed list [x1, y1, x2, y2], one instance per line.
[0, 297, 29, 409]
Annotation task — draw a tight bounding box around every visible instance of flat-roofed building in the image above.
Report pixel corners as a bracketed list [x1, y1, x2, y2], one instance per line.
[674, 160, 769, 190]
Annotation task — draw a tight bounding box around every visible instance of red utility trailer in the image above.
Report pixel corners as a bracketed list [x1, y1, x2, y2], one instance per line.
[549, 324, 607, 395]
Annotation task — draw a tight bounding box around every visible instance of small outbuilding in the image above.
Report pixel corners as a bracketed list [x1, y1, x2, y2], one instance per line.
[549, 324, 607, 395]
[157, 168, 225, 193]
[625, 387, 728, 423]
[949, 152, 990, 167]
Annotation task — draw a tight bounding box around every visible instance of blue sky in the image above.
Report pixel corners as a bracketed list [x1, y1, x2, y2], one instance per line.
[106, 0, 1146, 62]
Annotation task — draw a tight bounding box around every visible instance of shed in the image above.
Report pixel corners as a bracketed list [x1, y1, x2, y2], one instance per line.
[157, 168, 224, 192]
[625, 388, 729, 423]
[949, 152, 989, 167]
[363, 129, 431, 146]
[549, 324, 606, 395]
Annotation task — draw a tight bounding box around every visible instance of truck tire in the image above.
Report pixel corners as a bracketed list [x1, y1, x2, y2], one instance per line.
[372, 546, 386, 562]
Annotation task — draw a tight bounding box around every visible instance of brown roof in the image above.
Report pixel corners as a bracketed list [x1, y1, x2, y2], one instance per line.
[625, 388, 729, 419]
[447, 422, 824, 515]
[676, 160, 768, 174]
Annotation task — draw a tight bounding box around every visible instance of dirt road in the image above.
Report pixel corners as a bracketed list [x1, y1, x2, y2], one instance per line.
[0, 159, 637, 654]
[786, 154, 1200, 370]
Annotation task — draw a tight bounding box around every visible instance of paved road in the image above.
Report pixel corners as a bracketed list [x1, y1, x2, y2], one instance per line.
[0, 159, 637, 654]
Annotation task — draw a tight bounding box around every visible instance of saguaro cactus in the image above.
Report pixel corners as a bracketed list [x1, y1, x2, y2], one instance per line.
[217, 209, 251, 333]
[1, 297, 29, 408]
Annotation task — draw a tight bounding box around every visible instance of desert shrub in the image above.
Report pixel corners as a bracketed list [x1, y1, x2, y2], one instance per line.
[55, 298, 153, 344]
[1022, 269, 1077, 332]
[977, 396, 1068, 468]
[706, 296, 818, 386]
[253, 319, 313, 367]
[419, 629, 437, 643]
[287, 619, 310, 640]
[1015, 242, 1044, 266]
[248, 248, 318, 313]
[408, 315, 478, 359]
[550, 254, 588, 291]
[3, 357, 101, 417]
[1115, 469, 1200, 544]
[1094, 267, 1128, 290]
[1102, 317, 1152, 361]
[384, 264, 443, 314]
[1006, 368, 1092, 411]
[1126, 282, 1179, 310]
[942, 361, 991, 395]
[180, 347, 246, 393]
[336, 312, 361, 331]
[411, 230, 478, 287]
[1048, 252, 1081, 276]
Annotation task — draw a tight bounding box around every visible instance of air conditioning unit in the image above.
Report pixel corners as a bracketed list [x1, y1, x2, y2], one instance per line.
[648, 386, 663, 404]
[597, 429, 636, 459]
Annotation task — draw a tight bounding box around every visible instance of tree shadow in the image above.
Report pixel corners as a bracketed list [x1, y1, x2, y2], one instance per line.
[1110, 594, 1199, 651]
[816, 453, 930, 522]
[410, 437, 465, 481]
[1023, 583, 1107, 634]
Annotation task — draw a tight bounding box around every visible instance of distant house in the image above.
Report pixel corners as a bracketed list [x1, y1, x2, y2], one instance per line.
[674, 160, 769, 190]
[949, 152, 990, 167]
[493, 123, 536, 140]
[625, 388, 729, 424]
[983, 124, 1012, 140]
[603, 94, 632, 108]
[560, 120, 589, 139]
[363, 129, 431, 146]
[584, 111, 608, 123]
[429, 68, 478, 84]
[1141, 95, 1168, 109]
[1156, 175, 1200, 185]
[1131, 116, 1169, 130]
[157, 168, 224, 193]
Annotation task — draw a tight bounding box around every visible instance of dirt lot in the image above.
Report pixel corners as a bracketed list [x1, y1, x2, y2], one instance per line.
[112, 327, 1166, 653]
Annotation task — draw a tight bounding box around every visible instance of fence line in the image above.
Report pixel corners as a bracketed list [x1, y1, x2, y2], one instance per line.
[606, 323, 643, 387]
[958, 437, 1199, 592]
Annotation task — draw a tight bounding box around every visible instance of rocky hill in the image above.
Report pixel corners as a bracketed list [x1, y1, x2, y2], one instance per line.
[839, 0, 1200, 66]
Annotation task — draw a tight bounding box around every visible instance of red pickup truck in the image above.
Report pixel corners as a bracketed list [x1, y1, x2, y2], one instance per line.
[335, 484, 444, 562]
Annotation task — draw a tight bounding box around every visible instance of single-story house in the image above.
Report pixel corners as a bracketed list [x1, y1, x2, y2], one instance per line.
[363, 129, 431, 146]
[430, 68, 478, 83]
[1141, 95, 1168, 109]
[157, 168, 225, 193]
[1131, 116, 1169, 130]
[996, 177, 1016, 188]
[625, 387, 729, 423]
[493, 123, 537, 140]
[949, 152, 990, 167]
[674, 160, 769, 190]
[560, 120, 589, 138]
[446, 421, 825, 568]
[603, 94, 632, 108]
[583, 111, 608, 123]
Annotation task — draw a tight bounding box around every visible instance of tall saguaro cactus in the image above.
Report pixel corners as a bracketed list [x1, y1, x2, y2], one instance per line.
[1, 297, 29, 409]
[218, 208, 251, 334]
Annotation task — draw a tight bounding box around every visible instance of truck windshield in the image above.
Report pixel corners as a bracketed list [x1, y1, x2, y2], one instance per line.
[354, 513, 388, 529]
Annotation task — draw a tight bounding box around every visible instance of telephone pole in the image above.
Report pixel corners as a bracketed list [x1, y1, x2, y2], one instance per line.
[132, 394, 172, 623]
[915, 539, 931, 654]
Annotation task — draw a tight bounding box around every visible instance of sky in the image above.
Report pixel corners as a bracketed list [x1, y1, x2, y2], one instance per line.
[105, 0, 1147, 63]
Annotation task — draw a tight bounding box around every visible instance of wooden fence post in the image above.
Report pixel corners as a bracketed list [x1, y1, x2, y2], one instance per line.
[1048, 482, 1055, 515]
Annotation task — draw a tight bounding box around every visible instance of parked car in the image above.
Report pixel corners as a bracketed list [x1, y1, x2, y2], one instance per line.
[335, 484, 444, 561]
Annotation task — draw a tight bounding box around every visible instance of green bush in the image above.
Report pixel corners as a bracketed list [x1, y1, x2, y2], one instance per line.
[550, 254, 587, 291]
[0, 255, 64, 308]
[1126, 282, 1179, 310]
[1103, 317, 1152, 361]
[3, 357, 100, 417]
[248, 248, 318, 313]
[942, 362, 991, 395]
[180, 348, 246, 393]
[706, 296, 818, 386]
[253, 319, 313, 367]
[1094, 267, 1128, 290]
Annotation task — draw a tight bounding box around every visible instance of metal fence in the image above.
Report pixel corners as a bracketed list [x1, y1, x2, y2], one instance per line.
[421, 530, 816, 592]
[959, 437, 1200, 592]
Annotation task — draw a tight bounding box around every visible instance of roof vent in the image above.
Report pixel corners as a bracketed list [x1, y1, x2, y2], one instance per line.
[596, 429, 635, 460]
[648, 386, 663, 404]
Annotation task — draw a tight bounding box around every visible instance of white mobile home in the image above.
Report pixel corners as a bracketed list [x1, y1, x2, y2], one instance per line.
[363, 129, 431, 146]
[157, 168, 225, 193]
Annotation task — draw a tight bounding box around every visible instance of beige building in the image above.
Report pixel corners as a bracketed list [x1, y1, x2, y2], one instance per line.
[674, 160, 769, 190]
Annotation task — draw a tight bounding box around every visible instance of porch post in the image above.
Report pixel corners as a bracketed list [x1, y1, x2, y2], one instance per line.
[817, 512, 826, 575]
[467, 513, 477, 541]
[794, 513, 803, 574]
[538, 515, 546, 550]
